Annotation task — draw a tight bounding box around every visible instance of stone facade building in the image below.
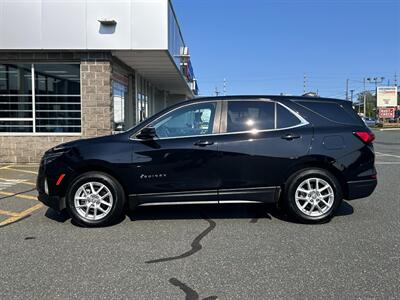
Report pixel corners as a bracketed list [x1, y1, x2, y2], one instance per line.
[0, 0, 197, 162]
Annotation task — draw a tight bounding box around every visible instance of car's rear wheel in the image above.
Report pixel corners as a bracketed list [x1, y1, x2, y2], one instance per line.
[283, 168, 342, 223]
[67, 172, 126, 227]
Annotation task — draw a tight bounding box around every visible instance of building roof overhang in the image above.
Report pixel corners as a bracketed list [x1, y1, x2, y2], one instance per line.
[113, 50, 194, 98]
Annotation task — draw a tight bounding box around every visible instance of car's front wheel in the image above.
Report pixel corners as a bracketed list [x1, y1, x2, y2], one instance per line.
[67, 172, 126, 227]
[283, 168, 342, 223]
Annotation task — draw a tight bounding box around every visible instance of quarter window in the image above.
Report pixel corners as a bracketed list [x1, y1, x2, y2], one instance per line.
[297, 101, 362, 125]
[0, 63, 81, 133]
[150, 102, 216, 139]
[227, 101, 275, 132]
[277, 104, 301, 128]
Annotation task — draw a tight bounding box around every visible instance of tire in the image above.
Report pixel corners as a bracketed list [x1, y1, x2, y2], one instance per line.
[283, 168, 342, 223]
[66, 172, 126, 227]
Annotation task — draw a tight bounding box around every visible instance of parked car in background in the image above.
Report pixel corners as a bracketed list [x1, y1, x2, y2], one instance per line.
[37, 96, 377, 226]
[362, 117, 377, 127]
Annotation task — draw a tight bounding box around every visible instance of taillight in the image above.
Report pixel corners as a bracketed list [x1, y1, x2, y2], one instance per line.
[354, 131, 375, 144]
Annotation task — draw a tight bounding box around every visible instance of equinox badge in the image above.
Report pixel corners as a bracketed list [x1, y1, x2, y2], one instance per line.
[140, 174, 167, 179]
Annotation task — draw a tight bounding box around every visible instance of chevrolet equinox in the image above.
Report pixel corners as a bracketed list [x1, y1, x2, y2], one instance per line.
[37, 96, 377, 226]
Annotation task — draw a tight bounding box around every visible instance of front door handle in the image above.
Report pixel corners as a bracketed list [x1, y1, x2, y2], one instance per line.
[281, 133, 301, 140]
[194, 140, 214, 147]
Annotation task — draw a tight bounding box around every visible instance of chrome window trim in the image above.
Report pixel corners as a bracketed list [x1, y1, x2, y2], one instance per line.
[130, 98, 309, 141]
[138, 201, 219, 206]
[219, 200, 264, 204]
[130, 100, 219, 140]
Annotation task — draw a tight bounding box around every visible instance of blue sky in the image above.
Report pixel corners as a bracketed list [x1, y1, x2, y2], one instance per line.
[173, 0, 400, 98]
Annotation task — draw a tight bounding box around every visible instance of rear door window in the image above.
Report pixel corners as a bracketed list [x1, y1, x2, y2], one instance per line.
[297, 101, 363, 125]
[227, 101, 275, 132]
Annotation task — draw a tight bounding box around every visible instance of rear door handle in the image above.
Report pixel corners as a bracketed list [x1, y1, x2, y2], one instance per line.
[281, 133, 301, 140]
[194, 140, 214, 147]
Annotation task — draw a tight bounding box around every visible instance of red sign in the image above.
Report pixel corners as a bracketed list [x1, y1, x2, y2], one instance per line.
[379, 107, 396, 119]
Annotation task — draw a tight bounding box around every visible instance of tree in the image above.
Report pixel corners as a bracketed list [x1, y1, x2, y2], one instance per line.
[355, 91, 376, 118]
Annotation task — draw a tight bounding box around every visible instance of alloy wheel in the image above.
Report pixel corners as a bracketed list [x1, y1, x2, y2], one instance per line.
[74, 182, 113, 221]
[294, 177, 335, 217]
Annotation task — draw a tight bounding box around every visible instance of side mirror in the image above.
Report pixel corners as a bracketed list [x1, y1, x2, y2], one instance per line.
[137, 127, 157, 140]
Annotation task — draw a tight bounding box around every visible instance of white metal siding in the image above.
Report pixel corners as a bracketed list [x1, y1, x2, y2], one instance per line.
[0, 0, 168, 50]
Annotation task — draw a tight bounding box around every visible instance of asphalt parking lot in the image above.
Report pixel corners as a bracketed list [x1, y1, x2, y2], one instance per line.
[0, 130, 399, 299]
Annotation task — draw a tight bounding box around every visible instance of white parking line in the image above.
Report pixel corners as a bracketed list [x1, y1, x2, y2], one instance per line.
[0, 180, 21, 191]
[375, 162, 400, 165]
[0, 177, 35, 186]
[375, 152, 400, 159]
[0, 165, 13, 170]
[2, 167, 38, 175]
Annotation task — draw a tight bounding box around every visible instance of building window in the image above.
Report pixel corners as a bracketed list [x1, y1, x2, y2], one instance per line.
[0, 64, 33, 132]
[0, 63, 81, 134]
[112, 80, 128, 132]
[136, 75, 153, 123]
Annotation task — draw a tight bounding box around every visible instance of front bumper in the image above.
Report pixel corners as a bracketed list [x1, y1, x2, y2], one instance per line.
[346, 178, 377, 200]
[37, 192, 65, 211]
[36, 155, 71, 212]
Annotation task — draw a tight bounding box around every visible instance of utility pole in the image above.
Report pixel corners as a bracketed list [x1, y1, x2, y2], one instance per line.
[394, 73, 398, 87]
[345, 79, 349, 101]
[214, 86, 220, 96]
[366, 77, 384, 119]
[350, 89, 354, 103]
[363, 78, 367, 117]
[367, 77, 385, 89]
[223, 78, 227, 96]
[303, 73, 307, 94]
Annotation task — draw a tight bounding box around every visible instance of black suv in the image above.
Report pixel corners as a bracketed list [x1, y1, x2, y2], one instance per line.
[37, 96, 377, 226]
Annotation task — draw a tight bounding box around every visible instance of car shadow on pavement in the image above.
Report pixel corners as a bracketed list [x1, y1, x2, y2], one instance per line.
[44, 208, 126, 227]
[44, 201, 353, 226]
[334, 201, 354, 217]
[128, 203, 273, 222]
[44, 208, 70, 223]
[129, 201, 354, 224]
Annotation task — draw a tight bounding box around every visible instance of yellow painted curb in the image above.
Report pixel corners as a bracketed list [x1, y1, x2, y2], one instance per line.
[0, 209, 21, 217]
[0, 203, 43, 227]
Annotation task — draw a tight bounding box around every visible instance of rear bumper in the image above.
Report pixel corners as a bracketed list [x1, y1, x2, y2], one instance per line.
[346, 179, 377, 200]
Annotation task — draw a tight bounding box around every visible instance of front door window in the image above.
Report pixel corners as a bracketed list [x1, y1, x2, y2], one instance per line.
[150, 102, 217, 139]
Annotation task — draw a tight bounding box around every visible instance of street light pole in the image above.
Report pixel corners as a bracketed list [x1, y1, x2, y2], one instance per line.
[366, 77, 385, 119]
